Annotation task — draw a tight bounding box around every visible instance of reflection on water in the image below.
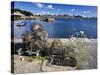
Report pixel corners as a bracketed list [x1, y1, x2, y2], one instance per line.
[11, 18, 97, 39]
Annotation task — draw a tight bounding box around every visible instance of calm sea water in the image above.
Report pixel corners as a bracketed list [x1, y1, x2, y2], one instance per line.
[12, 18, 97, 39]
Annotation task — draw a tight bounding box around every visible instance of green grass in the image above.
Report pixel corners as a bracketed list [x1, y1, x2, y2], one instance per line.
[32, 56, 48, 60]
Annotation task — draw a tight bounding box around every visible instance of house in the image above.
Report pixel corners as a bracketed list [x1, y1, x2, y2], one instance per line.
[11, 11, 26, 19]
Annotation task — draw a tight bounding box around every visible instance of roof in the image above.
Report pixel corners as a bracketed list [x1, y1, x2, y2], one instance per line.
[11, 11, 25, 16]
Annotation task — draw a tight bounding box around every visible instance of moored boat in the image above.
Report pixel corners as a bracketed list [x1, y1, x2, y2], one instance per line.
[16, 22, 26, 27]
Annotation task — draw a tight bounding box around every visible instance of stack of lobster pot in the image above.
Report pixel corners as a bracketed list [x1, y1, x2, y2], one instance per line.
[48, 40, 77, 67]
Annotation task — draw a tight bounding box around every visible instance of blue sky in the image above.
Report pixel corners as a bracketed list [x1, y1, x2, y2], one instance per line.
[11, 1, 97, 17]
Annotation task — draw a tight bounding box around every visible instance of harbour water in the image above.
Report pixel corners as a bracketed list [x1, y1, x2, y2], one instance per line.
[12, 18, 97, 39]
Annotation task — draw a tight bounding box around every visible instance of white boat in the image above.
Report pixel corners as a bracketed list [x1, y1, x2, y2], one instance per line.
[16, 22, 26, 27]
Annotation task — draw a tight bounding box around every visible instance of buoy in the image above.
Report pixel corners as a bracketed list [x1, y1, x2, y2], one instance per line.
[80, 31, 84, 34]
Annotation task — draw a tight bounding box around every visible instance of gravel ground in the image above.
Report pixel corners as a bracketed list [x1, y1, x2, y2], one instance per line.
[13, 55, 76, 74]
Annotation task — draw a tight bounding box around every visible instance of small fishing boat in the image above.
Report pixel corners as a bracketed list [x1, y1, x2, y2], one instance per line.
[74, 31, 87, 38]
[16, 22, 26, 27]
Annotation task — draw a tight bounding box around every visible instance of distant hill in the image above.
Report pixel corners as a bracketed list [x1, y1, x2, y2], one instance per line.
[11, 8, 97, 20]
[11, 8, 33, 16]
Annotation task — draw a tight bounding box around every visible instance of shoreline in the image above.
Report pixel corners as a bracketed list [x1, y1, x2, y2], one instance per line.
[13, 38, 97, 43]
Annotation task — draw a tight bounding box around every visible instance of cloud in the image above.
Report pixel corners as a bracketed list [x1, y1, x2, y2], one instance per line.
[82, 15, 86, 17]
[41, 11, 47, 15]
[71, 8, 75, 11]
[37, 3, 44, 8]
[83, 10, 90, 14]
[47, 12, 50, 14]
[57, 9, 61, 11]
[47, 5, 54, 9]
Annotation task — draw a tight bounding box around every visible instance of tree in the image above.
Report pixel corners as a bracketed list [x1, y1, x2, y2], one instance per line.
[21, 10, 33, 16]
[11, 8, 33, 16]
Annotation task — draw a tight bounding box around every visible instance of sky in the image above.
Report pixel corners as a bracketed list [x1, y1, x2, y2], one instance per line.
[11, 1, 97, 17]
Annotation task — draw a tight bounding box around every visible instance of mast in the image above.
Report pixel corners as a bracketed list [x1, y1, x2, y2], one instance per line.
[72, 14, 76, 37]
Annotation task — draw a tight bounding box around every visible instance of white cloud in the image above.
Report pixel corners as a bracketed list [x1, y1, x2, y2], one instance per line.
[57, 9, 61, 11]
[47, 5, 54, 9]
[83, 10, 90, 14]
[37, 3, 44, 8]
[47, 12, 50, 14]
[71, 8, 75, 11]
[41, 11, 47, 15]
[82, 15, 86, 17]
